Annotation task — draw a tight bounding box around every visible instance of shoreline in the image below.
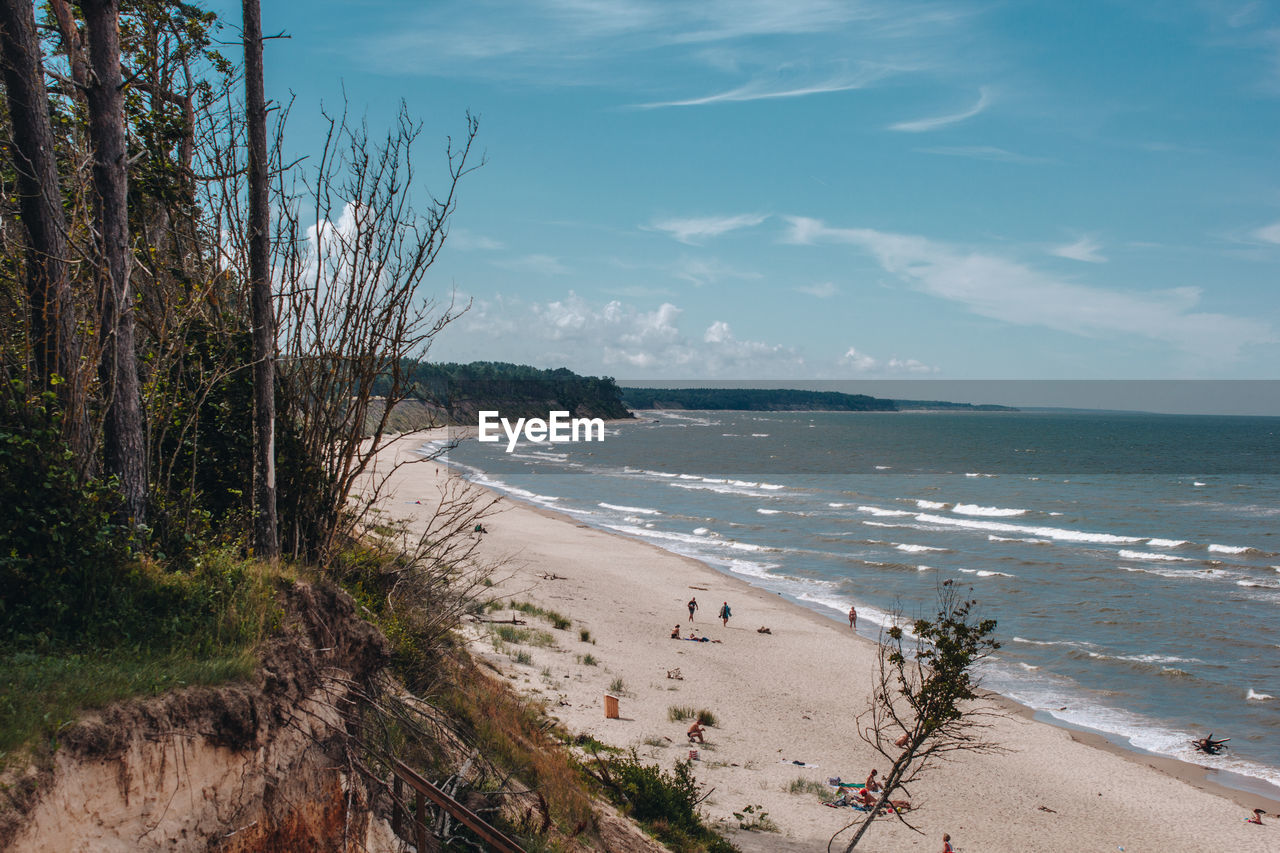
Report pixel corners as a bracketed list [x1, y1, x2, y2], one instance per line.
[377, 432, 1280, 851]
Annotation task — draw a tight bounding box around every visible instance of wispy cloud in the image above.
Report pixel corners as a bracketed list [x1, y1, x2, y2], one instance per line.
[672, 256, 763, 287]
[352, 1, 982, 104]
[785, 217, 1275, 358]
[889, 87, 991, 132]
[1253, 220, 1280, 244]
[493, 254, 569, 276]
[448, 228, 504, 251]
[795, 281, 839, 298]
[647, 213, 768, 244]
[636, 65, 892, 108]
[915, 145, 1050, 164]
[1050, 236, 1108, 264]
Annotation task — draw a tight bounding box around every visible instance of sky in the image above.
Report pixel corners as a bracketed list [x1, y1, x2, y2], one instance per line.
[212, 0, 1280, 397]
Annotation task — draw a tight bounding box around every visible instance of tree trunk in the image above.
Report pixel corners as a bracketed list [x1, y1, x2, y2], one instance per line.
[243, 0, 278, 560]
[0, 0, 90, 468]
[83, 0, 147, 525]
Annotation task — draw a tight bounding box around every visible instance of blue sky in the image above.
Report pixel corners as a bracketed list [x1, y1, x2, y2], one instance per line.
[218, 0, 1280, 382]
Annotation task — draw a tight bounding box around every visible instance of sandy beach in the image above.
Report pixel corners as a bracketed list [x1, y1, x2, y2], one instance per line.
[371, 433, 1280, 852]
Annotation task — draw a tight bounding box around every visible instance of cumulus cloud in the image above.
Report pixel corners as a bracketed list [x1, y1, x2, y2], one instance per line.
[440, 292, 806, 377]
[647, 213, 768, 245]
[841, 347, 938, 374]
[1050, 236, 1108, 263]
[785, 217, 1275, 358]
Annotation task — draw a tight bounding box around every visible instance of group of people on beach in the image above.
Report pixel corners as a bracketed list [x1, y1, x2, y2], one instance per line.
[686, 596, 732, 626]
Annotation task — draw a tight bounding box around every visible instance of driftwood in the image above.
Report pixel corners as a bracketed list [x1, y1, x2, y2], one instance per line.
[469, 616, 527, 625]
[1192, 733, 1230, 755]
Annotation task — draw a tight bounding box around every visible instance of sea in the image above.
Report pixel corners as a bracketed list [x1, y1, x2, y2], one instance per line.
[425, 410, 1280, 796]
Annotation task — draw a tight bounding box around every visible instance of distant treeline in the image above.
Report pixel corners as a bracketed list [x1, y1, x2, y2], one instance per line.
[378, 361, 633, 420]
[621, 387, 1017, 412]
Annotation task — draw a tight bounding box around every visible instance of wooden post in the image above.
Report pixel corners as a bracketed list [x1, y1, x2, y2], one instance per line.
[415, 790, 427, 851]
[604, 694, 620, 718]
[392, 774, 402, 836]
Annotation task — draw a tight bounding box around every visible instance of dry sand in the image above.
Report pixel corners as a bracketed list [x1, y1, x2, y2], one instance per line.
[371, 434, 1280, 852]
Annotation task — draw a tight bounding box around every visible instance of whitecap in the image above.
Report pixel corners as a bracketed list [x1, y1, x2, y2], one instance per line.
[953, 503, 1027, 517]
[958, 569, 1015, 578]
[1146, 538, 1188, 548]
[914, 512, 1141, 544]
[1208, 543, 1251, 555]
[915, 500, 947, 510]
[896, 543, 947, 553]
[1118, 550, 1194, 563]
[1247, 689, 1275, 701]
[599, 502, 661, 515]
[757, 508, 781, 515]
[858, 505, 915, 517]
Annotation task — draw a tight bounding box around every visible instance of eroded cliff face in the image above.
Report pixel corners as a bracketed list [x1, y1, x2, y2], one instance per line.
[3, 583, 400, 853]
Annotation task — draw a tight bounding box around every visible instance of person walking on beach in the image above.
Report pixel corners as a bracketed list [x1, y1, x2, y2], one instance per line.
[687, 597, 698, 622]
[719, 601, 731, 627]
[848, 605, 857, 630]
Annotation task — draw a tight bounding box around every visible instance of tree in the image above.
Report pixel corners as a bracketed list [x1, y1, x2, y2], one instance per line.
[242, 0, 277, 560]
[82, 0, 147, 525]
[833, 580, 1002, 851]
[0, 0, 89, 468]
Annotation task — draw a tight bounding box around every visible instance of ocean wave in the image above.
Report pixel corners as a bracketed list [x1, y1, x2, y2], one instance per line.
[1146, 538, 1188, 548]
[857, 505, 915, 517]
[1011, 636, 1096, 649]
[757, 508, 781, 515]
[1117, 550, 1194, 563]
[828, 502, 847, 508]
[952, 503, 1027, 517]
[914, 512, 1142, 544]
[1118, 565, 1221, 581]
[915, 499, 947, 509]
[875, 465, 891, 470]
[965, 472, 996, 478]
[958, 568, 1015, 578]
[1247, 689, 1275, 701]
[988, 535, 1051, 545]
[896, 543, 947, 553]
[599, 502, 661, 515]
[671, 481, 781, 498]
[1208, 543, 1255, 555]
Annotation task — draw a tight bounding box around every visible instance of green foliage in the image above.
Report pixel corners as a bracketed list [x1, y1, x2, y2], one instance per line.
[886, 581, 1000, 736]
[668, 705, 696, 722]
[0, 384, 132, 644]
[787, 777, 833, 800]
[578, 653, 598, 667]
[509, 599, 571, 630]
[608, 677, 626, 695]
[579, 628, 592, 643]
[620, 387, 895, 412]
[388, 360, 631, 420]
[695, 709, 718, 727]
[593, 752, 738, 853]
[732, 804, 778, 832]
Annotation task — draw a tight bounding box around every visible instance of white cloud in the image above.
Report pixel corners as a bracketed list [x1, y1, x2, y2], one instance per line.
[493, 254, 569, 276]
[636, 65, 891, 108]
[1050, 236, 1108, 264]
[448, 228, 504, 251]
[648, 213, 768, 244]
[440, 292, 806, 377]
[1253, 220, 1280, 244]
[795, 281, 839, 298]
[786, 217, 1276, 358]
[841, 346, 938, 374]
[672, 256, 763, 287]
[915, 145, 1051, 165]
[889, 86, 991, 132]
